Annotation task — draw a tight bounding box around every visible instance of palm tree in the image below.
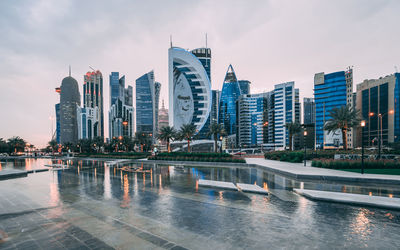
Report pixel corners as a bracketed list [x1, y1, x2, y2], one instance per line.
[134, 133, 151, 152]
[7, 136, 26, 154]
[121, 136, 134, 152]
[208, 123, 226, 153]
[324, 105, 360, 150]
[0, 138, 9, 153]
[179, 124, 197, 152]
[48, 140, 58, 154]
[158, 126, 176, 152]
[285, 122, 301, 151]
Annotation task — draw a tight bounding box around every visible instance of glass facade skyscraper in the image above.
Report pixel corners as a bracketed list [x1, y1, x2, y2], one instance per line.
[168, 47, 211, 138]
[109, 73, 134, 139]
[59, 75, 81, 144]
[219, 65, 241, 136]
[136, 71, 160, 141]
[78, 70, 104, 139]
[314, 71, 347, 148]
[356, 73, 400, 146]
[274, 82, 300, 149]
[238, 80, 250, 95]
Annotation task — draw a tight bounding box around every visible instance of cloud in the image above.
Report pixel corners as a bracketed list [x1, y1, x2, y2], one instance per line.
[0, 0, 399, 147]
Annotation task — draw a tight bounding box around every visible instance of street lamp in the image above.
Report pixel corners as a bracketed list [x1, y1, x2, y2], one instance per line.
[220, 136, 223, 154]
[360, 120, 366, 174]
[370, 110, 394, 159]
[303, 130, 307, 166]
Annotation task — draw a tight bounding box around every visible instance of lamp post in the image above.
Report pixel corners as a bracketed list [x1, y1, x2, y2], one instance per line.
[370, 110, 394, 159]
[361, 120, 366, 174]
[303, 130, 307, 166]
[220, 136, 223, 154]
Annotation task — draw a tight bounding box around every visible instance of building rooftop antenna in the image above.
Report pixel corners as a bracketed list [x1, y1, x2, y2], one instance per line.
[89, 66, 96, 71]
[205, 33, 208, 67]
[170, 35, 173, 48]
[69, 65, 71, 77]
[395, 66, 398, 73]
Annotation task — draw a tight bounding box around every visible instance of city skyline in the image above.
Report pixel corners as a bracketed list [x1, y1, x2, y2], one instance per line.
[1, 0, 400, 147]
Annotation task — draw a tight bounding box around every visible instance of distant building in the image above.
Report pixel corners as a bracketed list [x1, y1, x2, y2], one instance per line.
[211, 90, 220, 124]
[314, 70, 351, 149]
[158, 100, 169, 132]
[136, 71, 161, 142]
[237, 93, 271, 147]
[356, 73, 400, 147]
[109, 72, 134, 139]
[303, 97, 315, 149]
[59, 74, 80, 144]
[168, 46, 211, 139]
[238, 80, 251, 95]
[77, 70, 104, 140]
[219, 65, 241, 136]
[274, 82, 300, 150]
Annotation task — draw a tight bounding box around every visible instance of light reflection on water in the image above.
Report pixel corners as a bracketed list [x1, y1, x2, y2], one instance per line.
[1, 158, 400, 248]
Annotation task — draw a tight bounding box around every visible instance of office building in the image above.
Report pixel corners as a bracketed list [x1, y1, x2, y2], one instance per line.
[356, 73, 400, 146]
[314, 70, 351, 149]
[219, 64, 241, 136]
[211, 90, 220, 124]
[168, 46, 212, 138]
[274, 82, 300, 150]
[303, 97, 315, 149]
[58, 73, 81, 144]
[77, 70, 104, 139]
[109, 72, 134, 139]
[136, 71, 161, 141]
[237, 92, 273, 147]
[238, 80, 251, 95]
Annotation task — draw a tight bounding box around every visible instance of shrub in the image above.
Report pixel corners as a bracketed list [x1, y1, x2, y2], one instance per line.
[311, 159, 400, 169]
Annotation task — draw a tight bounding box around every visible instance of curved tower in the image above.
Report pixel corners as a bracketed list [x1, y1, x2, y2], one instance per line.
[168, 47, 212, 136]
[219, 64, 241, 135]
[60, 75, 80, 144]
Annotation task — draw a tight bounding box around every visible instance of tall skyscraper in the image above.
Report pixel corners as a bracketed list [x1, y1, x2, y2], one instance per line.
[168, 46, 211, 138]
[219, 64, 241, 136]
[303, 98, 315, 125]
[237, 93, 271, 147]
[274, 82, 300, 150]
[77, 70, 104, 139]
[109, 72, 134, 139]
[58, 73, 80, 144]
[303, 97, 315, 149]
[314, 70, 350, 149]
[356, 73, 400, 147]
[136, 71, 161, 142]
[211, 90, 220, 124]
[238, 80, 251, 95]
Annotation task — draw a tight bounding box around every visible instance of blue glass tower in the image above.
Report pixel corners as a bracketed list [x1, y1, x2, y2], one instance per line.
[219, 65, 241, 135]
[314, 71, 347, 148]
[136, 71, 160, 141]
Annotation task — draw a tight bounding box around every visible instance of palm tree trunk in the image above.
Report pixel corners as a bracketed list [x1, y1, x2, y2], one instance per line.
[141, 144, 143, 152]
[342, 129, 348, 150]
[289, 135, 293, 151]
[214, 137, 218, 153]
[167, 140, 170, 153]
[187, 140, 190, 152]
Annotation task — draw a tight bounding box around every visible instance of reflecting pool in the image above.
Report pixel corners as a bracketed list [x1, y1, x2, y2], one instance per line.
[0, 158, 399, 249]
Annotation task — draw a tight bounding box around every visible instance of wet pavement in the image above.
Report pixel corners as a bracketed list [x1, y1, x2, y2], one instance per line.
[0, 158, 399, 249]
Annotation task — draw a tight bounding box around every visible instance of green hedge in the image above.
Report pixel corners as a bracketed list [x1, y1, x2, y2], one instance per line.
[311, 159, 400, 169]
[148, 153, 245, 163]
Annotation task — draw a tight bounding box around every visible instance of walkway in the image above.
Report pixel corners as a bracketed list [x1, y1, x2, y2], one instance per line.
[246, 158, 400, 186]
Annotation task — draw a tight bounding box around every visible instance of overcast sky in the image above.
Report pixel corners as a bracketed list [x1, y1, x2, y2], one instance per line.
[1, 0, 399, 148]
